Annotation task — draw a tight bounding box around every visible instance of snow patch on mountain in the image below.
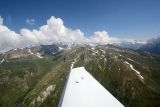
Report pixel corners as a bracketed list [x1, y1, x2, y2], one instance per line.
[36, 53, 43, 58]
[125, 61, 144, 80]
[92, 53, 96, 56]
[91, 47, 95, 50]
[99, 49, 106, 54]
[0, 59, 4, 64]
[127, 58, 134, 62]
[28, 49, 34, 55]
[59, 47, 64, 51]
[71, 58, 77, 69]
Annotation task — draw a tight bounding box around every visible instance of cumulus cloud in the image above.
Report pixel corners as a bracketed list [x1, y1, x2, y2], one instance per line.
[0, 16, 88, 52]
[90, 31, 110, 43]
[26, 18, 35, 25]
[0, 16, 143, 52]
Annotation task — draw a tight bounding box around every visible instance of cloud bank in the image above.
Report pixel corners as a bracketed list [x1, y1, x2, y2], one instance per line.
[0, 16, 145, 52]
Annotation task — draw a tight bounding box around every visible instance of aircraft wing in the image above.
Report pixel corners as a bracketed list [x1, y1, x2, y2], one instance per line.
[58, 67, 124, 107]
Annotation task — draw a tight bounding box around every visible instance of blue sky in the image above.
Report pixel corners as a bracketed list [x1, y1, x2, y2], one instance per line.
[0, 0, 160, 39]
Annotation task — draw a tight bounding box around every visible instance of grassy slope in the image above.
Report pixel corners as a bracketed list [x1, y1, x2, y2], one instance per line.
[0, 54, 68, 107]
[0, 46, 160, 107]
[23, 59, 68, 107]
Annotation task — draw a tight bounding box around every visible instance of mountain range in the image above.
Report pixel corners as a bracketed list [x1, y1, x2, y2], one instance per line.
[139, 37, 160, 55]
[0, 43, 160, 107]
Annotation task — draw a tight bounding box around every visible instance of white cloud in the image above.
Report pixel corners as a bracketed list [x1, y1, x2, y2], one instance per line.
[26, 18, 35, 25]
[0, 16, 3, 25]
[0, 16, 87, 52]
[90, 31, 110, 43]
[89, 31, 124, 44]
[0, 16, 146, 52]
[0, 25, 21, 51]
